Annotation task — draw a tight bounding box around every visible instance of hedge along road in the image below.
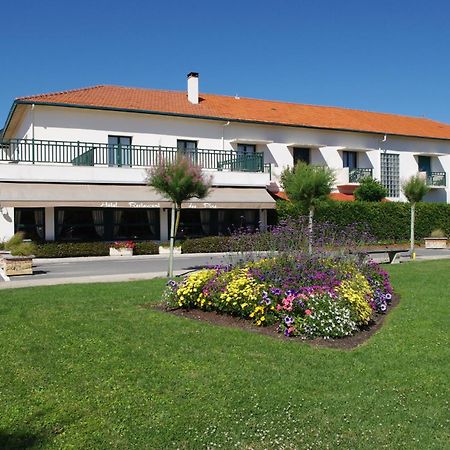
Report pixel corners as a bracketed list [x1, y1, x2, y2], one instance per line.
[2, 248, 450, 289]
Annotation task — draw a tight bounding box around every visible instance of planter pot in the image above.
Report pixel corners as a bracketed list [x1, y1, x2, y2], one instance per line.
[2, 255, 34, 276]
[424, 237, 448, 249]
[109, 247, 134, 257]
[159, 246, 182, 255]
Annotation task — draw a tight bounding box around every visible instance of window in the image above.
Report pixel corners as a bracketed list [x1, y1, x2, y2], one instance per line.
[177, 140, 198, 163]
[169, 209, 260, 238]
[237, 144, 256, 155]
[293, 147, 310, 165]
[56, 208, 104, 241]
[14, 208, 45, 241]
[418, 155, 431, 175]
[55, 207, 160, 241]
[343, 151, 358, 170]
[177, 140, 197, 153]
[217, 209, 258, 234]
[112, 209, 159, 240]
[381, 153, 400, 197]
[108, 135, 132, 167]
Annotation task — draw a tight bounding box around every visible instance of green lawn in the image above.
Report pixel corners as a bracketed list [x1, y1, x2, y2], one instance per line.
[0, 261, 449, 449]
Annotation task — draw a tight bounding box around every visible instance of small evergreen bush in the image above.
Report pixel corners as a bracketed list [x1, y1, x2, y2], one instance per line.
[354, 177, 388, 202]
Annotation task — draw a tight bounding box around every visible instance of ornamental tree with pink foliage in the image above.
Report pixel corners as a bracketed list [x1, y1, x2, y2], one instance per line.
[147, 156, 211, 276]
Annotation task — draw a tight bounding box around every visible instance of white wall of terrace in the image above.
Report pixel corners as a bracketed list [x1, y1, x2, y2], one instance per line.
[0, 163, 271, 187]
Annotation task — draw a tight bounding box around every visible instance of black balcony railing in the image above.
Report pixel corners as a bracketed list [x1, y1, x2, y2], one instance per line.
[349, 168, 373, 183]
[426, 172, 446, 187]
[0, 139, 269, 173]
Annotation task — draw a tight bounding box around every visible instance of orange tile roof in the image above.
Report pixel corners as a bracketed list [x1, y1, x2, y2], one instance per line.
[329, 192, 356, 202]
[15, 85, 450, 140]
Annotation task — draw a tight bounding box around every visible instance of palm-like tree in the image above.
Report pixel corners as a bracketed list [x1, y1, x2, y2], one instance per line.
[148, 156, 211, 276]
[281, 162, 335, 253]
[402, 174, 430, 257]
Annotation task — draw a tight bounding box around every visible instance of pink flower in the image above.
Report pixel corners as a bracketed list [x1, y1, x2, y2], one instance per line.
[305, 309, 312, 316]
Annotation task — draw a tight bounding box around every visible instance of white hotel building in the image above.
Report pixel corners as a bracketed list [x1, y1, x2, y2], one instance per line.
[1, 73, 449, 243]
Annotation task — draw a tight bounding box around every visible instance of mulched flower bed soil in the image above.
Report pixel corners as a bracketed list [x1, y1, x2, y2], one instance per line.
[148, 293, 400, 350]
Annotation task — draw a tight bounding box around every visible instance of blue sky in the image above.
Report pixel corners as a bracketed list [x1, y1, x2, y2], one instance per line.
[1, 0, 449, 126]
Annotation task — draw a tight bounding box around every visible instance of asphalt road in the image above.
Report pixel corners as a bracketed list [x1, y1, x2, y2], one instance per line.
[1, 248, 450, 288]
[4, 253, 232, 284]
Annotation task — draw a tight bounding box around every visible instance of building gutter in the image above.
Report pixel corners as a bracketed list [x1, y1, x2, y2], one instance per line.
[4, 99, 450, 143]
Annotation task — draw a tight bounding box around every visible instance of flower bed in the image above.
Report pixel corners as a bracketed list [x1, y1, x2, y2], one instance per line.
[164, 255, 393, 339]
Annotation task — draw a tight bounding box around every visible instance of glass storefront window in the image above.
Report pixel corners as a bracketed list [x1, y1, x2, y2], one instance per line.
[14, 208, 45, 241]
[173, 209, 260, 238]
[55, 207, 160, 241]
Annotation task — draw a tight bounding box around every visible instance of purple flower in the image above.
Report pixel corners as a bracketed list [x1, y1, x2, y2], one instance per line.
[284, 316, 294, 326]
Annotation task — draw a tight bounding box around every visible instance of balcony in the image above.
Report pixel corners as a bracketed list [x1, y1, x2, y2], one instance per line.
[348, 168, 373, 183]
[0, 139, 270, 174]
[420, 171, 447, 188]
[335, 167, 373, 194]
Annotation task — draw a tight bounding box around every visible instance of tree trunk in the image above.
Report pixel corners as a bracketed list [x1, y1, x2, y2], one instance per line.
[168, 204, 182, 278]
[168, 205, 176, 277]
[308, 206, 314, 255]
[410, 202, 415, 258]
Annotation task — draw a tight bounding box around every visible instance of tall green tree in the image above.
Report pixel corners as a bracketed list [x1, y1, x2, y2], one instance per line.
[148, 156, 211, 276]
[402, 174, 430, 257]
[281, 162, 335, 253]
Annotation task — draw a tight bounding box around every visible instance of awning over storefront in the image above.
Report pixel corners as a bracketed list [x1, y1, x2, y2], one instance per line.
[0, 183, 276, 209]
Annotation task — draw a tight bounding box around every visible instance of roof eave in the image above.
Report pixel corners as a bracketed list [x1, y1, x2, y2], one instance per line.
[12, 99, 450, 142]
[1, 101, 19, 140]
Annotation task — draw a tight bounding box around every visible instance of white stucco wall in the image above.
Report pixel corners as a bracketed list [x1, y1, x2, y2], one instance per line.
[3, 104, 450, 202]
[0, 207, 14, 242]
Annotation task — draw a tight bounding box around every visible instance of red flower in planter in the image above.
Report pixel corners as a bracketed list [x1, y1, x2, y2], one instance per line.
[113, 241, 136, 249]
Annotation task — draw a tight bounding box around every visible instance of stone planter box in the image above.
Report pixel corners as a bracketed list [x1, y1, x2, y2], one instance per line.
[424, 237, 448, 249]
[109, 247, 134, 257]
[2, 255, 34, 276]
[159, 246, 182, 255]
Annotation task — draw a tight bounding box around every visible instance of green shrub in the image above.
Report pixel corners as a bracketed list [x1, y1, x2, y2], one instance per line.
[10, 242, 36, 256]
[181, 236, 232, 254]
[4, 232, 36, 256]
[34, 242, 110, 258]
[34, 241, 159, 258]
[430, 228, 446, 238]
[133, 241, 159, 255]
[354, 178, 388, 202]
[0, 241, 5, 251]
[4, 232, 26, 251]
[276, 201, 450, 242]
